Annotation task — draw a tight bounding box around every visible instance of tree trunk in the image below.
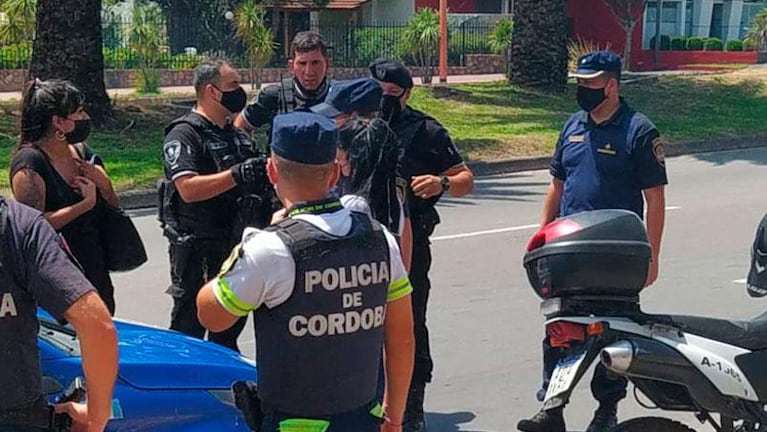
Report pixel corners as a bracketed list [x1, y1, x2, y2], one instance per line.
[509, 0, 569, 90]
[30, 0, 113, 124]
[164, 0, 193, 55]
[624, 22, 635, 71]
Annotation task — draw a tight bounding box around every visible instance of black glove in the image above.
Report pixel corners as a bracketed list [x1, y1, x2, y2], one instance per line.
[231, 157, 267, 188]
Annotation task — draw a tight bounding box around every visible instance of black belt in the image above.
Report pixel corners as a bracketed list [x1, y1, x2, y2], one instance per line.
[0, 405, 54, 429]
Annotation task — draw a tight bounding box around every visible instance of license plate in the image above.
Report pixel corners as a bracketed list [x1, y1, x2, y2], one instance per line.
[544, 351, 588, 403]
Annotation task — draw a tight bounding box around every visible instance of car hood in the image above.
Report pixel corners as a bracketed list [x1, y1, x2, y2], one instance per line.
[115, 320, 257, 390]
[37, 311, 256, 390]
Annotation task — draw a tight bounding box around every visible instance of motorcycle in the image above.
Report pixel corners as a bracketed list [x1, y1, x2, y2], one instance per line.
[524, 209, 767, 432]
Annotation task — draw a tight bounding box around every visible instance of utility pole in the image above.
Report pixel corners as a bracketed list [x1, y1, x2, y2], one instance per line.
[654, 0, 663, 67]
[439, 0, 448, 83]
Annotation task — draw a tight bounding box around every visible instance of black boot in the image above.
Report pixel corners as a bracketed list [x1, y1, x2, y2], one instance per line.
[404, 383, 427, 432]
[517, 407, 565, 432]
[585, 404, 618, 432]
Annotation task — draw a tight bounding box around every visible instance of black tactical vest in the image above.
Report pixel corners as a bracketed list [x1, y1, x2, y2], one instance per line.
[0, 201, 44, 410]
[389, 108, 442, 218]
[159, 113, 262, 239]
[254, 206, 390, 416]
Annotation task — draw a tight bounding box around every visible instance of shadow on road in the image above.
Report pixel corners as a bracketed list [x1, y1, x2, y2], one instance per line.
[439, 175, 548, 207]
[691, 144, 767, 167]
[425, 410, 493, 432]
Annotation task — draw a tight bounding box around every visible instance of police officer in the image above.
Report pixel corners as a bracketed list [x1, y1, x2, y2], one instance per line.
[234, 31, 332, 135]
[369, 58, 475, 432]
[159, 58, 271, 352]
[197, 112, 415, 432]
[0, 197, 117, 432]
[311, 77, 413, 269]
[517, 51, 668, 432]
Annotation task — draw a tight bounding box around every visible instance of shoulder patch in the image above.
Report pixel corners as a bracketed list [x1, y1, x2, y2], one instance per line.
[569, 135, 586, 143]
[163, 140, 182, 166]
[218, 243, 243, 278]
[652, 137, 667, 166]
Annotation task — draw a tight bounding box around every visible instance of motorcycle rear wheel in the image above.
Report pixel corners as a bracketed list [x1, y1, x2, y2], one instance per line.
[610, 417, 696, 432]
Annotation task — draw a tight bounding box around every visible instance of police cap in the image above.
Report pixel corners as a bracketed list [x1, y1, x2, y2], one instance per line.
[569, 51, 622, 79]
[369, 58, 414, 89]
[311, 78, 383, 118]
[271, 112, 338, 165]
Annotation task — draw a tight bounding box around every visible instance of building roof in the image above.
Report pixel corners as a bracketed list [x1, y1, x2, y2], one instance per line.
[267, 0, 370, 10]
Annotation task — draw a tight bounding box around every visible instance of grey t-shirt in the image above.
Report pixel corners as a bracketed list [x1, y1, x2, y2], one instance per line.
[0, 198, 95, 409]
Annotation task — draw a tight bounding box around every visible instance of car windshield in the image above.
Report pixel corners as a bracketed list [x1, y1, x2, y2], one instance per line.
[38, 317, 81, 356]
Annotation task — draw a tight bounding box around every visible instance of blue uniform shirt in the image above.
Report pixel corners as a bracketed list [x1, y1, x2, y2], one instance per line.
[551, 101, 668, 218]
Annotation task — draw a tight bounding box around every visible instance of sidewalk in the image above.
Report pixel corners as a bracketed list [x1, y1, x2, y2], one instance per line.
[0, 73, 507, 102]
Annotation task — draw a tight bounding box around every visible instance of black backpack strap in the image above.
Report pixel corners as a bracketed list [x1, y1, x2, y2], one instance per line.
[278, 78, 296, 114]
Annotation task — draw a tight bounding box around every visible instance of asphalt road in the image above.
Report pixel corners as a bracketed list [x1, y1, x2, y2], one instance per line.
[112, 146, 767, 432]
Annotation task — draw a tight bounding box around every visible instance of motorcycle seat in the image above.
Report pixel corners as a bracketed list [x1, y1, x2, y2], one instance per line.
[652, 311, 767, 351]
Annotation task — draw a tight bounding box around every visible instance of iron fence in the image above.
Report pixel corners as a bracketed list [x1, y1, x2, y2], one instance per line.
[0, 17, 500, 70]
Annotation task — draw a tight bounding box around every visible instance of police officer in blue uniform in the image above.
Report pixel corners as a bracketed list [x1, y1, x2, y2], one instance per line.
[159, 58, 271, 352]
[0, 198, 117, 432]
[518, 51, 668, 432]
[197, 112, 416, 432]
[234, 31, 332, 136]
[370, 58, 474, 432]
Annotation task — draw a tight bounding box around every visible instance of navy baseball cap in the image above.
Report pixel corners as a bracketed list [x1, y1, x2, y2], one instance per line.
[569, 51, 622, 79]
[311, 78, 383, 118]
[369, 58, 414, 89]
[271, 112, 338, 165]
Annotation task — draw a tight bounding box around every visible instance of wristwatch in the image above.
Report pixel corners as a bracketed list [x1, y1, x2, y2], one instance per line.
[440, 175, 451, 192]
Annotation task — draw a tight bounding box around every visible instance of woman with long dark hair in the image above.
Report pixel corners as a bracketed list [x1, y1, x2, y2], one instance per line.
[10, 79, 120, 315]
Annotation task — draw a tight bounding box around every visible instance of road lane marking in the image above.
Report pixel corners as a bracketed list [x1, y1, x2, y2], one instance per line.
[433, 206, 681, 242]
[432, 224, 539, 241]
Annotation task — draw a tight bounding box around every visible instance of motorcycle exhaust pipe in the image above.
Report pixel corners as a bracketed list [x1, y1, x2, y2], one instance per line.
[601, 339, 693, 380]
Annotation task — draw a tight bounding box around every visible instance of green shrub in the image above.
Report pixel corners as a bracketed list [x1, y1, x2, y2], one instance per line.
[686, 37, 705, 50]
[743, 38, 757, 51]
[725, 39, 744, 51]
[650, 34, 671, 50]
[0, 43, 32, 69]
[134, 68, 161, 94]
[354, 27, 406, 67]
[704, 37, 724, 51]
[671, 36, 688, 51]
[103, 47, 141, 69]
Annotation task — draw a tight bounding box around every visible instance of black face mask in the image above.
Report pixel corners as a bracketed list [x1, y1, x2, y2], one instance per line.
[381, 95, 403, 122]
[216, 86, 248, 114]
[576, 85, 608, 112]
[65, 119, 91, 144]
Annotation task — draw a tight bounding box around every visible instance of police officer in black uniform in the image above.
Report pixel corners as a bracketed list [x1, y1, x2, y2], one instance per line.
[197, 111, 416, 432]
[0, 198, 117, 432]
[234, 31, 332, 135]
[370, 59, 475, 432]
[159, 58, 271, 352]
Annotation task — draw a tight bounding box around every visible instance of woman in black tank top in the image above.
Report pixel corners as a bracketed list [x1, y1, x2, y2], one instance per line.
[9, 79, 120, 315]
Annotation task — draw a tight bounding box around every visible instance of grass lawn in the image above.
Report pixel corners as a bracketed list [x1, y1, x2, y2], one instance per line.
[0, 68, 765, 192]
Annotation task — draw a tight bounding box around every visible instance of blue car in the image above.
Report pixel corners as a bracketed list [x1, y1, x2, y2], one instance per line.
[37, 311, 256, 431]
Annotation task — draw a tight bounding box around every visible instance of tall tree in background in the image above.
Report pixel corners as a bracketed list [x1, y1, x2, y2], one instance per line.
[603, 0, 646, 70]
[30, 0, 113, 123]
[509, 0, 569, 90]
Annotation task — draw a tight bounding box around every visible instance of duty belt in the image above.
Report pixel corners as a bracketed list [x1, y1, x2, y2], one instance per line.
[0, 405, 56, 429]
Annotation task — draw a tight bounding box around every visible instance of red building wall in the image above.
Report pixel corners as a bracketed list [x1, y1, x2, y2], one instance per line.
[566, 0, 645, 69]
[415, 0, 477, 13]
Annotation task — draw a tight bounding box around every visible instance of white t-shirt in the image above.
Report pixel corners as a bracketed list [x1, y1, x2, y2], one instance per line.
[212, 204, 412, 317]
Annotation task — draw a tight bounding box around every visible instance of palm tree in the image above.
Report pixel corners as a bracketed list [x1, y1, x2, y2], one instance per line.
[0, 0, 36, 45]
[509, 0, 569, 90]
[401, 7, 440, 84]
[488, 18, 513, 76]
[233, 0, 275, 90]
[745, 8, 767, 52]
[30, 0, 113, 123]
[603, 0, 646, 71]
[128, 3, 166, 93]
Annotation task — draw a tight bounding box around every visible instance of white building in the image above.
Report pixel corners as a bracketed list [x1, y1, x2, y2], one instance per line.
[642, 0, 766, 47]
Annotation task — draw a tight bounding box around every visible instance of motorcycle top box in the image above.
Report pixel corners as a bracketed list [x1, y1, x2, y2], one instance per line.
[524, 209, 651, 299]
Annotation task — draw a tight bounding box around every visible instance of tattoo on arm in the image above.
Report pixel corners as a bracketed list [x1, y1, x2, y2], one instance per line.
[13, 169, 46, 211]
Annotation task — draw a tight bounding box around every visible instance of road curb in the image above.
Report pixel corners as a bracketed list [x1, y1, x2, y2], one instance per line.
[119, 136, 767, 210]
